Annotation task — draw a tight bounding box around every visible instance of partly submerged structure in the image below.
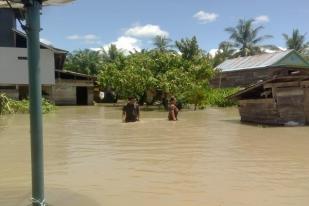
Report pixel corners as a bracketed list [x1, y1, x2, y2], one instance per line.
[231, 75, 309, 125]
[213, 50, 309, 88]
[0, 8, 95, 105]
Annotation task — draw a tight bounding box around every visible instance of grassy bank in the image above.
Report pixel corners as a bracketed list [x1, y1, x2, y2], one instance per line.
[0, 93, 56, 115]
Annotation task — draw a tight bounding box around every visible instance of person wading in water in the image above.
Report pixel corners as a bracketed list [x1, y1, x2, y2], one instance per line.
[122, 96, 140, 123]
[168, 96, 179, 121]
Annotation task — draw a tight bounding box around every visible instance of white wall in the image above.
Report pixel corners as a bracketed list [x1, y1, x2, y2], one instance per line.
[0, 47, 55, 85]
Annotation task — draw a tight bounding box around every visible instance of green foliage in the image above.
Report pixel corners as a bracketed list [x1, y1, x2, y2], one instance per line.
[283, 29, 309, 53]
[64, 49, 103, 75]
[0, 93, 13, 114]
[225, 19, 275, 57]
[204, 88, 240, 107]
[175, 36, 203, 60]
[98, 46, 215, 104]
[152, 35, 173, 52]
[99, 51, 158, 99]
[183, 85, 207, 110]
[212, 41, 235, 67]
[0, 93, 55, 115]
[102, 44, 125, 63]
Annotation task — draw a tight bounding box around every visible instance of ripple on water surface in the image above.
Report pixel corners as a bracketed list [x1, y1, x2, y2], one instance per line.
[1, 106, 309, 206]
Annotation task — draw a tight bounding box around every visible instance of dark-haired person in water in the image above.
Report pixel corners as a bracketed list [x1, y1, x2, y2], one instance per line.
[168, 97, 179, 121]
[122, 97, 140, 123]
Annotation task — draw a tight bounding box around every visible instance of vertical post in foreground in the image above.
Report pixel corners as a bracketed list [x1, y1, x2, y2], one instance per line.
[26, 0, 45, 205]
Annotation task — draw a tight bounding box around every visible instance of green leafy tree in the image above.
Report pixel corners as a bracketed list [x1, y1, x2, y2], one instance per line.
[175, 36, 202, 60]
[99, 52, 157, 99]
[97, 37, 215, 108]
[283, 29, 309, 53]
[225, 19, 275, 57]
[183, 85, 207, 110]
[64, 49, 102, 75]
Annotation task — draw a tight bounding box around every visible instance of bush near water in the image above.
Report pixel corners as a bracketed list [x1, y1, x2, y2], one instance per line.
[204, 88, 240, 107]
[0, 93, 55, 115]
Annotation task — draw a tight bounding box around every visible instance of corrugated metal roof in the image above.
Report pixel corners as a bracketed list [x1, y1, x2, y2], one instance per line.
[0, 0, 74, 8]
[216, 50, 294, 72]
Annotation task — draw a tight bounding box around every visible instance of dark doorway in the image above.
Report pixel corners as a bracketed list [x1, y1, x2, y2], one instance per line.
[19, 86, 29, 100]
[76, 87, 88, 105]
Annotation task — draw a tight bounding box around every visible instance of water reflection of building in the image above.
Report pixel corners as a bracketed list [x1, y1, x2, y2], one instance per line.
[0, 8, 94, 105]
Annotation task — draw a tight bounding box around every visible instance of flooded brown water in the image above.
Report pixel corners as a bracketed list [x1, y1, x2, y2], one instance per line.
[1, 106, 309, 206]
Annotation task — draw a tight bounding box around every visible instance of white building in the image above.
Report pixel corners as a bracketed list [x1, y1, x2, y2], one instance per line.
[0, 8, 94, 105]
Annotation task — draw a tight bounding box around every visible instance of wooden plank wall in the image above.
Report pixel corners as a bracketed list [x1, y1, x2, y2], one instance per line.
[276, 87, 306, 125]
[304, 88, 309, 124]
[87, 87, 94, 105]
[239, 99, 281, 124]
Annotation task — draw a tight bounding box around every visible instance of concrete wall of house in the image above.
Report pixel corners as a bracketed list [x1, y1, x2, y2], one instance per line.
[0, 47, 55, 85]
[211, 67, 309, 88]
[52, 79, 93, 105]
[0, 85, 53, 101]
[87, 87, 94, 105]
[0, 9, 16, 47]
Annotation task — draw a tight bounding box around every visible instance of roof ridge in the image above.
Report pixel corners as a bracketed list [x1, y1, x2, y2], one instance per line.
[216, 50, 303, 71]
[12, 28, 68, 54]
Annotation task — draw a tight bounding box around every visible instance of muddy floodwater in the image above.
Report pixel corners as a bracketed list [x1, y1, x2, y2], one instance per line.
[1, 106, 309, 206]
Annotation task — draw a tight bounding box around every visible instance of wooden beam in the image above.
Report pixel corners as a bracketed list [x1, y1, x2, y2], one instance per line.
[264, 81, 300, 89]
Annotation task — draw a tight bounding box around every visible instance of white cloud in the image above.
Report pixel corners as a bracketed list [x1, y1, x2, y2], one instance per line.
[90, 48, 102, 52]
[193, 10, 219, 24]
[124, 24, 169, 38]
[40, 38, 53, 46]
[209, 48, 218, 57]
[254, 15, 270, 24]
[262, 46, 287, 53]
[99, 36, 141, 54]
[66, 34, 80, 40]
[66, 34, 101, 45]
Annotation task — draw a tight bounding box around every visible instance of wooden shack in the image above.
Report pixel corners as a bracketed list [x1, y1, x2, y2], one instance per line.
[212, 50, 309, 88]
[231, 75, 309, 125]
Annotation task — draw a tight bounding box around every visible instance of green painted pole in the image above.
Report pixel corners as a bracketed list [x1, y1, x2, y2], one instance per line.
[25, 0, 45, 205]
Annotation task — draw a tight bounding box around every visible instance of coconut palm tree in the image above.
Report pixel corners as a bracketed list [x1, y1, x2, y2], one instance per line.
[283, 29, 309, 53]
[225, 19, 275, 57]
[153, 35, 173, 52]
[175, 36, 202, 60]
[64, 49, 102, 75]
[213, 41, 236, 66]
[102, 44, 124, 62]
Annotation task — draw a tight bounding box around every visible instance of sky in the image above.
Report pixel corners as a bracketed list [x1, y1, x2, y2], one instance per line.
[38, 0, 309, 54]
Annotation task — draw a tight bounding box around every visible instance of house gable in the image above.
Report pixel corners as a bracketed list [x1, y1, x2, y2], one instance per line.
[271, 51, 309, 68]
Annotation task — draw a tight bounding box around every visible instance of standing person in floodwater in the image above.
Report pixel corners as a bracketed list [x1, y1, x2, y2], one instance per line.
[168, 97, 179, 121]
[122, 97, 140, 123]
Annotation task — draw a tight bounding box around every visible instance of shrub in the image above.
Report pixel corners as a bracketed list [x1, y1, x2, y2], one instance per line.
[204, 88, 240, 107]
[0, 93, 56, 115]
